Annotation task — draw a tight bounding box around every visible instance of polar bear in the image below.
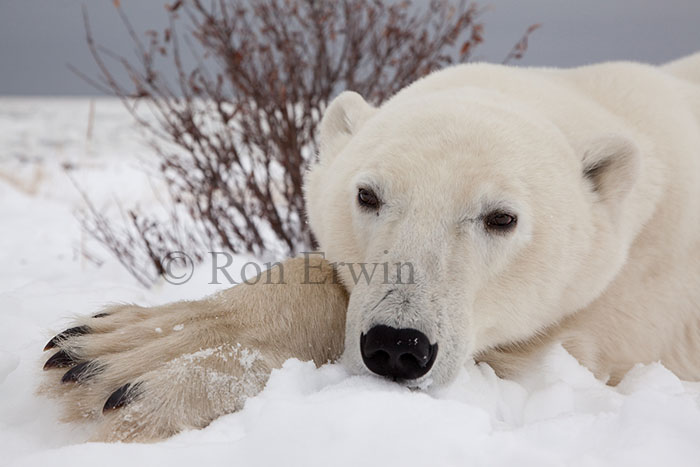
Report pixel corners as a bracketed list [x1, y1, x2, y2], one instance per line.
[41, 53, 700, 441]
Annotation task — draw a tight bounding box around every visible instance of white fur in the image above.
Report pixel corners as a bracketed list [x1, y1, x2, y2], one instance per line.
[306, 53, 700, 386]
[43, 53, 700, 441]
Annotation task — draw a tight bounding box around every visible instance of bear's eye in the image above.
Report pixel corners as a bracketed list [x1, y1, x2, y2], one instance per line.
[484, 211, 517, 232]
[357, 187, 380, 210]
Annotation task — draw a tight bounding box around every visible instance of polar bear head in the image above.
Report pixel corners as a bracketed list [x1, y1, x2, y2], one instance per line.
[304, 85, 641, 387]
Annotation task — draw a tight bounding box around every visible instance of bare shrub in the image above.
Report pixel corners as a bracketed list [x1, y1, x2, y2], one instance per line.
[76, 0, 537, 286]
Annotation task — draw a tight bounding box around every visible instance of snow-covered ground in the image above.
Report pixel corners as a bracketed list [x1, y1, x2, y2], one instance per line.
[2, 97, 700, 466]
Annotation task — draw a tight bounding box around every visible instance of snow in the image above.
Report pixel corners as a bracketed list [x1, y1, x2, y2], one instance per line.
[2, 97, 700, 466]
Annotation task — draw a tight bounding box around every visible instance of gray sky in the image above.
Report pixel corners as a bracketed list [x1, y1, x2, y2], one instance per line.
[0, 0, 699, 96]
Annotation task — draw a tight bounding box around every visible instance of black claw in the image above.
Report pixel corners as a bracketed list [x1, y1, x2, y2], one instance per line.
[44, 325, 91, 351]
[43, 349, 79, 370]
[103, 382, 142, 412]
[61, 361, 103, 384]
[92, 312, 110, 318]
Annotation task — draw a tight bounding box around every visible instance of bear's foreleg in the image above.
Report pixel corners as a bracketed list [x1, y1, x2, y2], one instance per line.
[39, 256, 348, 442]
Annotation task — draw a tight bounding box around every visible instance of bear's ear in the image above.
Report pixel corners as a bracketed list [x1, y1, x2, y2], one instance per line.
[319, 91, 376, 162]
[581, 135, 642, 209]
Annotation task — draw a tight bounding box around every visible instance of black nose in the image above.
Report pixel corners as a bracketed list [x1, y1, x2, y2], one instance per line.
[360, 325, 438, 380]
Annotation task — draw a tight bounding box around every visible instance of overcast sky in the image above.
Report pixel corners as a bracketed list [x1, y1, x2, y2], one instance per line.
[0, 0, 699, 95]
